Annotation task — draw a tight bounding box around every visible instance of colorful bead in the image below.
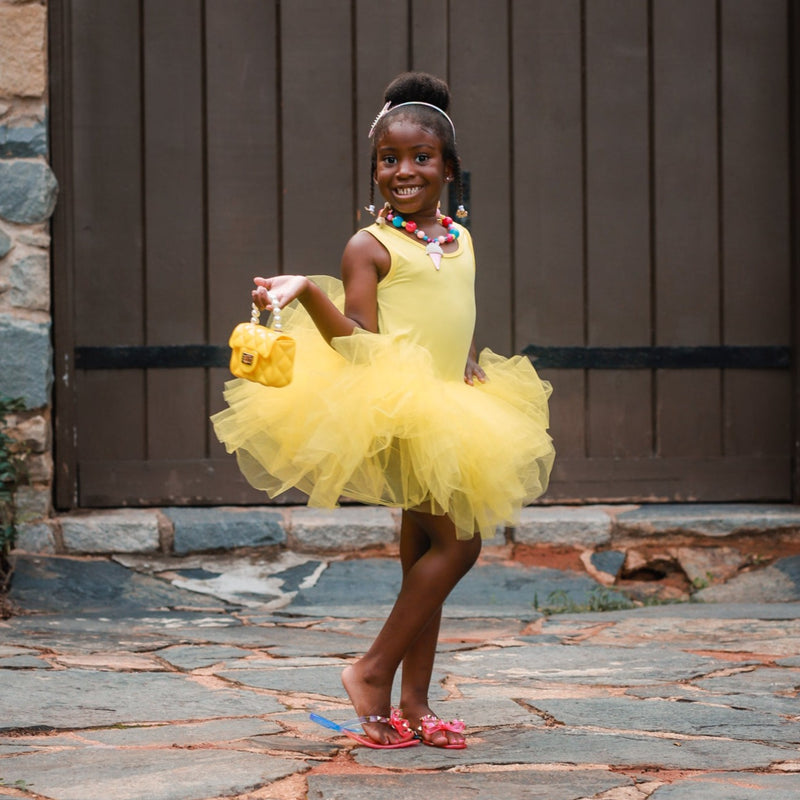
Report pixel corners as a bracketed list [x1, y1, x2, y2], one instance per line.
[385, 208, 460, 250]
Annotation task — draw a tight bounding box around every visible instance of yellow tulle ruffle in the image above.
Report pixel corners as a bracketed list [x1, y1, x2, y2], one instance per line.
[211, 276, 555, 540]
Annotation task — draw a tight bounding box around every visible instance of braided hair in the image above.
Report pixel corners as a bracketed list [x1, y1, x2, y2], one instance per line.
[368, 72, 466, 217]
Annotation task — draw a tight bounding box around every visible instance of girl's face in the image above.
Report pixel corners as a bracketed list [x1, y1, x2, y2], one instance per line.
[374, 118, 453, 218]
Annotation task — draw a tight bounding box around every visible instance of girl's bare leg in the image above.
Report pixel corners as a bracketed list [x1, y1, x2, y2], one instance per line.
[341, 509, 481, 745]
[399, 512, 477, 746]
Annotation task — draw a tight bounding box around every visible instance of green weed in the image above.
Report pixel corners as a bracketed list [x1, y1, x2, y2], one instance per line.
[0, 395, 29, 592]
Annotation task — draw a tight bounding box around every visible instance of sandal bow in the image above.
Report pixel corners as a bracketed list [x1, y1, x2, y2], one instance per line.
[388, 707, 414, 737]
[419, 714, 465, 737]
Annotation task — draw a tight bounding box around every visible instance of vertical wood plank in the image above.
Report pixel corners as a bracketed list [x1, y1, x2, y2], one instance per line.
[143, 0, 205, 345]
[540, 370, 585, 458]
[49, 0, 78, 507]
[71, 0, 145, 469]
[281, 0, 353, 275]
[143, 0, 206, 460]
[71, 0, 143, 346]
[512, 0, 584, 458]
[585, 0, 650, 345]
[205, 1, 279, 469]
[206, 0, 279, 344]
[653, 0, 719, 346]
[722, 0, 791, 347]
[721, 0, 791, 462]
[792, 0, 800, 501]
[512, 0, 584, 349]
[355, 1, 409, 228]
[411, 0, 447, 78]
[588, 371, 652, 458]
[658, 371, 721, 457]
[652, 0, 721, 458]
[448, 0, 512, 354]
[585, 0, 652, 457]
[725, 372, 792, 456]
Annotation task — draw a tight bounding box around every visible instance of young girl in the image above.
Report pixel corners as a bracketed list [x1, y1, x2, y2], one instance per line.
[212, 72, 554, 749]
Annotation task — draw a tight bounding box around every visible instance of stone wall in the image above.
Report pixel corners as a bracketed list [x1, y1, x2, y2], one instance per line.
[0, 0, 58, 549]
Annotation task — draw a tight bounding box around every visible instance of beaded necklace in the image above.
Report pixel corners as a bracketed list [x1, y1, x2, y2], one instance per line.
[379, 205, 460, 270]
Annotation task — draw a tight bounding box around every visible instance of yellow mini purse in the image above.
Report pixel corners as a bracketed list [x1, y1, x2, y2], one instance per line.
[228, 294, 295, 387]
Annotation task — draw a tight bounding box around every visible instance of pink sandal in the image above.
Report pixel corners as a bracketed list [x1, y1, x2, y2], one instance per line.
[416, 714, 467, 749]
[310, 708, 419, 750]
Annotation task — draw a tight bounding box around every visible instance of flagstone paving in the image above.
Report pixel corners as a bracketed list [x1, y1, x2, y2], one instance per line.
[1, 553, 799, 800]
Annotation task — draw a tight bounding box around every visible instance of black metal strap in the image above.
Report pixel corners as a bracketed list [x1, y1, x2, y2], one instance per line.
[74, 344, 790, 370]
[75, 345, 230, 370]
[523, 345, 791, 370]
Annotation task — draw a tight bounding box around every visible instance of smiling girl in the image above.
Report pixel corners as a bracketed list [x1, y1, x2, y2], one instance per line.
[212, 72, 555, 749]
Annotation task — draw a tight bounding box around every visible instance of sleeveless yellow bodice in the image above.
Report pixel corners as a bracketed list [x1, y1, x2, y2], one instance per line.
[364, 221, 476, 382]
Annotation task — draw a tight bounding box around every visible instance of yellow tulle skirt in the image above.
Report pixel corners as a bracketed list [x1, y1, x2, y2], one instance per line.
[211, 277, 555, 540]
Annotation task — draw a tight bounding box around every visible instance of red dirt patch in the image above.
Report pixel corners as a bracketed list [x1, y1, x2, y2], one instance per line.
[511, 544, 587, 572]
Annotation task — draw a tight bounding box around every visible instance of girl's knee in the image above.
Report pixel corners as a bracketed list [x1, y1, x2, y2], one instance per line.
[460, 534, 482, 569]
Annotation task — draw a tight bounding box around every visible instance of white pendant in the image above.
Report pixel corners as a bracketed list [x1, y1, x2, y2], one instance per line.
[426, 241, 443, 270]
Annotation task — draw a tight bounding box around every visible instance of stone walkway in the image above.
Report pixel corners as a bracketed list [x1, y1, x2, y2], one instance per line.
[1, 548, 800, 800]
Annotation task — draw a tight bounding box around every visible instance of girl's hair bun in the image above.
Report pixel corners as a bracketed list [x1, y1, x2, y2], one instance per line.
[384, 72, 450, 113]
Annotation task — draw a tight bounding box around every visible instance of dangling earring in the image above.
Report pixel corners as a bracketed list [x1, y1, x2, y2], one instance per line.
[375, 202, 390, 224]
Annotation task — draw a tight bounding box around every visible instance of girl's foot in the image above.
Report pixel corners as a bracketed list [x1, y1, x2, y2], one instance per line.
[402, 704, 467, 749]
[341, 663, 411, 747]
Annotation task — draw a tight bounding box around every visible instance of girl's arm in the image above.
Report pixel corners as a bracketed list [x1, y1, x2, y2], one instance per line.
[252, 231, 388, 341]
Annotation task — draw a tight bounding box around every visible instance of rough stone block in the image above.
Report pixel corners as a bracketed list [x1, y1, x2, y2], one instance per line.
[60, 510, 160, 554]
[288, 506, 397, 552]
[164, 507, 286, 554]
[590, 549, 626, 579]
[675, 546, 746, 585]
[8, 252, 48, 310]
[13, 520, 55, 553]
[513, 506, 613, 547]
[9, 412, 49, 452]
[15, 228, 49, 248]
[0, 225, 11, 258]
[0, 120, 47, 158]
[13, 484, 50, 522]
[0, 313, 52, 408]
[0, 160, 59, 224]
[616, 504, 800, 537]
[24, 451, 52, 483]
[0, 4, 47, 97]
[694, 565, 799, 604]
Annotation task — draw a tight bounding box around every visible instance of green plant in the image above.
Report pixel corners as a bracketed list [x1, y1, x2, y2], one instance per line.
[0, 776, 33, 789]
[0, 395, 28, 592]
[691, 571, 714, 591]
[539, 586, 635, 615]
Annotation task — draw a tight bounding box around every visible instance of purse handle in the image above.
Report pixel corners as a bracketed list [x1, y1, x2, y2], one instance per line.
[251, 291, 283, 331]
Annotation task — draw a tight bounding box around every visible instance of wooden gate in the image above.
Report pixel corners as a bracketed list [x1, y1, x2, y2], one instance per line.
[50, 0, 797, 509]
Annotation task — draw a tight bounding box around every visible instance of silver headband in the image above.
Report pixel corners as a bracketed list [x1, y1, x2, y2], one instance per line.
[368, 101, 456, 140]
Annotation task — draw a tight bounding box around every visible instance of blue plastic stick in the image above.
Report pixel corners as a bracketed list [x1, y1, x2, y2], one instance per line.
[309, 713, 360, 733]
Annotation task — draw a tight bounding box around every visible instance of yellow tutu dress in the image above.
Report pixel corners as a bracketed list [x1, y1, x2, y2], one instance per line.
[211, 221, 555, 540]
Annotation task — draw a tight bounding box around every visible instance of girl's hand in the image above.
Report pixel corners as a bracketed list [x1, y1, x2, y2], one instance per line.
[464, 357, 486, 386]
[252, 275, 310, 311]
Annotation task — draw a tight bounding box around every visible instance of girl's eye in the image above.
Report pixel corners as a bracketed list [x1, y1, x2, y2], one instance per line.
[416, 154, 430, 163]
[382, 155, 397, 165]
